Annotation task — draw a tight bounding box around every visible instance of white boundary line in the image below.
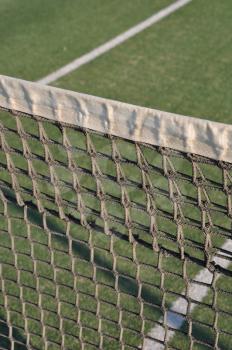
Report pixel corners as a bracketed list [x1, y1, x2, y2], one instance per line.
[6, 1, 232, 347]
[143, 240, 232, 349]
[37, 0, 192, 85]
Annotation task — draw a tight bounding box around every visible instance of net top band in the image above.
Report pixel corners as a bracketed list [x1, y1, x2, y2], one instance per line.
[0, 74, 231, 163]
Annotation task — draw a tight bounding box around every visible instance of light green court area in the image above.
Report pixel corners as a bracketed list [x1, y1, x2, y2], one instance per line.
[0, 0, 173, 81]
[1, 0, 232, 349]
[54, 0, 232, 124]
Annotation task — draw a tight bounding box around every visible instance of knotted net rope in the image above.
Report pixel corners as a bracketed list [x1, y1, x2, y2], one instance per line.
[0, 76, 232, 350]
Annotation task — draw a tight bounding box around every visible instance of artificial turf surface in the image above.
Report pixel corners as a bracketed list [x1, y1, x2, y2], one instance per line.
[0, 0, 232, 349]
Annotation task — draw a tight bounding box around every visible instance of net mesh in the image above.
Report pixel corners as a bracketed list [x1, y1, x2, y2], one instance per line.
[0, 102, 232, 350]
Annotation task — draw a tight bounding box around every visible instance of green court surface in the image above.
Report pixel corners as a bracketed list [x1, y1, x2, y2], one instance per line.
[0, 0, 173, 81]
[0, 0, 232, 349]
[54, 0, 232, 124]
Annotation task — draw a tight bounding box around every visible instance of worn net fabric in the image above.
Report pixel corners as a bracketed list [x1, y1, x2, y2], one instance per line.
[0, 106, 232, 350]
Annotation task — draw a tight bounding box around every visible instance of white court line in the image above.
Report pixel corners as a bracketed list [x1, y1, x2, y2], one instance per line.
[143, 239, 232, 350]
[35, 0, 232, 342]
[39, 0, 225, 346]
[37, 0, 192, 85]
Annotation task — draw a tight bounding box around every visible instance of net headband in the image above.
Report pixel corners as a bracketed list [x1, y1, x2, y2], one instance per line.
[0, 74, 231, 162]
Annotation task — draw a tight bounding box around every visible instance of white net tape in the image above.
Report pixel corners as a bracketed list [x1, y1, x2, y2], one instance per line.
[0, 75, 232, 350]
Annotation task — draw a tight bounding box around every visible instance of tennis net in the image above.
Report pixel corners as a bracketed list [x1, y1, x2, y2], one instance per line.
[0, 75, 232, 350]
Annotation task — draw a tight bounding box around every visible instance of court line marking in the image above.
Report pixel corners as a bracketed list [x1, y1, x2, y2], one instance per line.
[37, 0, 192, 85]
[142, 239, 232, 349]
[39, 0, 230, 346]
[37, 0, 232, 343]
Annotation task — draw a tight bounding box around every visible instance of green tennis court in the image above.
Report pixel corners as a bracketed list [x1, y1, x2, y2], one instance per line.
[1, 1, 232, 349]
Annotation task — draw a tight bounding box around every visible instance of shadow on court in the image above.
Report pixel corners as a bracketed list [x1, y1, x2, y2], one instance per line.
[0, 318, 27, 350]
[0, 185, 230, 350]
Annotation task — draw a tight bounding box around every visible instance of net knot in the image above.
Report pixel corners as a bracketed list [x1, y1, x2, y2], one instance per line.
[141, 164, 148, 172]
[126, 220, 133, 229]
[98, 190, 105, 200]
[123, 199, 130, 208]
[113, 154, 121, 163]
[201, 200, 210, 210]
[203, 222, 212, 231]
[144, 184, 152, 194]
[208, 261, 216, 273]
[225, 184, 232, 194]
[11, 109, 21, 116]
[166, 169, 176, 179]
[175, 214, 184, 225]
[172, 192, 181, 203]
[194, 176, 205, 187]
[148, 205, 156, 215]
[219, 161, 232, 170]
[159, 146, 171, 156]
